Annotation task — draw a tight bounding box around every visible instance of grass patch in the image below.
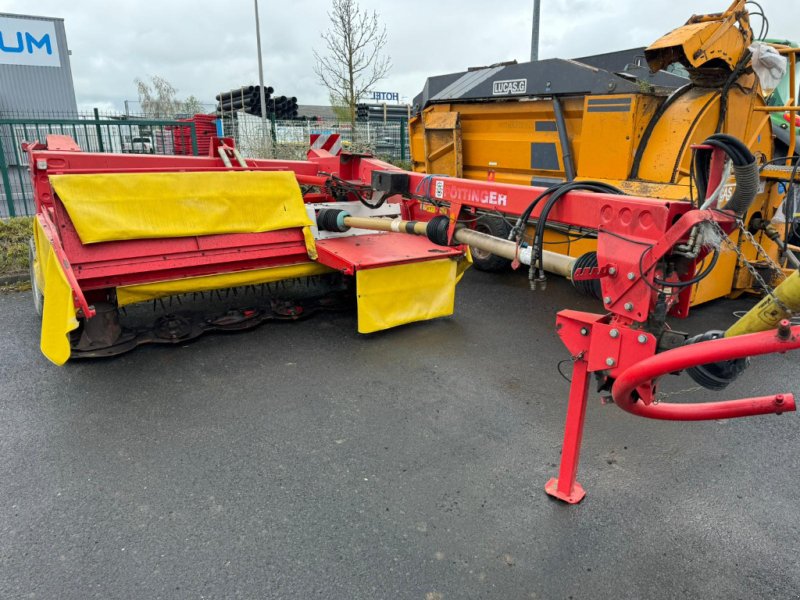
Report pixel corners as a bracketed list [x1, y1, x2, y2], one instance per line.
[0, 216, 33, 276]
[0, 280, 31, 294]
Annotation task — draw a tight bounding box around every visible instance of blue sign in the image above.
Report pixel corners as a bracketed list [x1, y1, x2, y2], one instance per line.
[371, 91, 400, 102]
[0, 17, 60, 67]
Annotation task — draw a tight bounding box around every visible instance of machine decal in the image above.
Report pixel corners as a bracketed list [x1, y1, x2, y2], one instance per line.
[439, 183, 507, 206]
[492, 78, 527, 95]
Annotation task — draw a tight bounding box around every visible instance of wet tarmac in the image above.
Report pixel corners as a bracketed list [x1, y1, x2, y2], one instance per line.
[1, 270, 798, 599]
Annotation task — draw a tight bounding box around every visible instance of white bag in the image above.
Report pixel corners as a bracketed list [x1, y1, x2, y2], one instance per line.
[749, 42, 787, 93]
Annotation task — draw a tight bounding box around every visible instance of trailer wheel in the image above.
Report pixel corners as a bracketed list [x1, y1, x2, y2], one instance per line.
[471, 216, 512, 272]
[28, 238, 43, 317]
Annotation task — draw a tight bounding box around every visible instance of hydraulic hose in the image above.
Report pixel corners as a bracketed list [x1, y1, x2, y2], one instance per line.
[552, 97, 575, 181]
[693, 133, 759, 215]
[726, 161, 761, 215]
[526, 181, 623, 289]
[629, 83, 694, 179]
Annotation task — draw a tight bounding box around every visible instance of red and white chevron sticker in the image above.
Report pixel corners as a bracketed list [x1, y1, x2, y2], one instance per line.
[309, 133, 342, 155]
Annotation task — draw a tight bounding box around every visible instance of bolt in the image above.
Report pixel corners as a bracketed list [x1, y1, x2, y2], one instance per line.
[776, 394, 784, 405]
[604, 296, 612, 305]
[637, 334, 648, 344]
[624, 302, 634, 311]
[777, 319, 792, 341]
[627, 272, 635, 281]
[605, 357, 616, 367]
[609, 328, 619, 338]
[580, 327, 589, 336]
[608, 267, 617, 276]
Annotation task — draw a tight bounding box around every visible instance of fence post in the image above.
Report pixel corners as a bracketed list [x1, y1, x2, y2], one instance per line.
[6, 123, 34, 215]
[269, 113, 277, 158]
[400, 117, 407, 162]
[0, 133, 16, 217]
[93, 107, 105, 152]
[190, 122, 199, 156]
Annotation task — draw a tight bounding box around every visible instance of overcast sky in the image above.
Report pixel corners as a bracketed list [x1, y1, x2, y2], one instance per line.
[3, 0, 797, 112]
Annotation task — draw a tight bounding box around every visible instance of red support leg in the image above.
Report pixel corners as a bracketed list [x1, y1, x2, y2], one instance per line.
[545, 358, 591, 504]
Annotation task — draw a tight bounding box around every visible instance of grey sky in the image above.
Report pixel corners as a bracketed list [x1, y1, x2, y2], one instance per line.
[3, 0, 797, 112]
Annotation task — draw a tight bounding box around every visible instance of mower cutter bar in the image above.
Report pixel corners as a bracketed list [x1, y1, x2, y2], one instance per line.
[71, 292, 352, 359]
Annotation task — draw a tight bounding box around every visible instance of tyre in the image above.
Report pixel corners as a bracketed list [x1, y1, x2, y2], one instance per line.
[470, 215, 513, 272]
[28, 237, 44, 317]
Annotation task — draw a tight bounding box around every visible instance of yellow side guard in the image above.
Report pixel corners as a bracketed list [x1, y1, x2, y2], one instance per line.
[34, 219, 79, 366]
[356, 258, 460, 333]
[49, 170, 317, 258]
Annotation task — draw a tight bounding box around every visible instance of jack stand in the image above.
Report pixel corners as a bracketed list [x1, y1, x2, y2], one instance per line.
[545, 358, 590, 504]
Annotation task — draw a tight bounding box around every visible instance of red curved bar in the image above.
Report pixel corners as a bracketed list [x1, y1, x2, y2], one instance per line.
[612, 326, 800, 420]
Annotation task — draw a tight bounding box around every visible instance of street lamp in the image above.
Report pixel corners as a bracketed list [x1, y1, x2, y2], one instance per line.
[254, 0, 269, 150]
[531, 0, 541, 62]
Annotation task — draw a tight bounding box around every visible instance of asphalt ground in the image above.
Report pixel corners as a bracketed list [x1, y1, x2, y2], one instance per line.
[1, 270, 798, 599]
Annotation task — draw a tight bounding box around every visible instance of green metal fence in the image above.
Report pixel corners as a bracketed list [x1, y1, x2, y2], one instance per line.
[0, 115, 198, 218]
[221, 113, 409, 163]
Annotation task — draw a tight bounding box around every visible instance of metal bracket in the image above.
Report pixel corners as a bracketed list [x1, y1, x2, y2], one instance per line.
[573, 264, 613, 281]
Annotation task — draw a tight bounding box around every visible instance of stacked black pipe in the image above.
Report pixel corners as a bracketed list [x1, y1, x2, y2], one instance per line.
[357, 103, 410, 122]
[216, 85, 298, 119]
[265, 96, 299, 119]
[216, 86, 274, 113]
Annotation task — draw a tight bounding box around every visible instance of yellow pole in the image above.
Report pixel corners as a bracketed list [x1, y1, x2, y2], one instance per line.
[725, 270, 800, 337]
[788, 52, 797, 164]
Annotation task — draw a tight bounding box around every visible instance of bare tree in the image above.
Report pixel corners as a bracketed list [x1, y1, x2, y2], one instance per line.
[329, 92, 352, 122]
[135, 76, 180, 118]
[181, 95, 205, 115]
[314, 0, 391, 130]
[135, 76, 206, 118]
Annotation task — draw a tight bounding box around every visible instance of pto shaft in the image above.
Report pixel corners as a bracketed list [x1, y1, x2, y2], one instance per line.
[339, 215, 576, 278]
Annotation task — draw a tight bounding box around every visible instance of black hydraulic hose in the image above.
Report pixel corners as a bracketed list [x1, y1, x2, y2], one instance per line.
[552, 97, 575, 181]
[629, 83, 694, 179]
[716, 50, 752, 132]
[530, 181, 624, 281]
[707, 133, 751, 165]
[533, 183, 621, 251]
[693, 149, 710, 201]
[511, 184, 563, 241]
[520, 187, 557, 222]
[510, 180, 625, 289]
[693, 133, 758, 216]
[516, 181, 622, 241]
[653, 247, 720, 288]
[782, 157, 800, 261]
